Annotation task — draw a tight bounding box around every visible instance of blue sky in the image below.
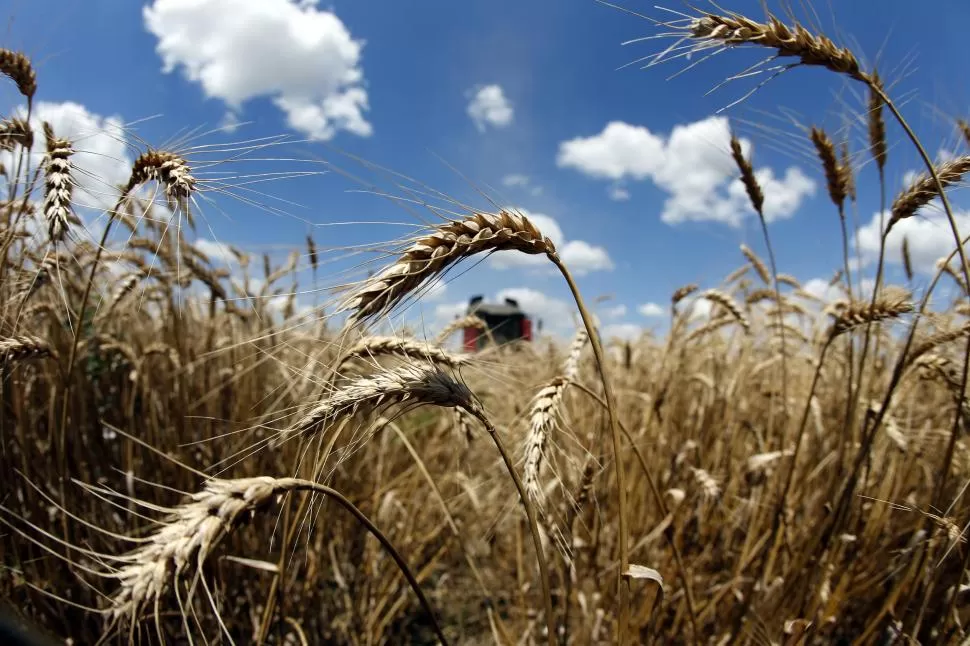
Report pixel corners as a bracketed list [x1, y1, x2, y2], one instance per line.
[4, 0, 970, 339]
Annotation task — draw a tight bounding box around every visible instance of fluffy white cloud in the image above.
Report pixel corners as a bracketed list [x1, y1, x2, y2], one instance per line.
[502, 174, 529, 187]
[557, 121, 664, 181]
[4, 102, 132, 209]
[638, 302, 665, 318]
[557, 116, 815, 226]
[857, 208, 970, 274]
[467, 84, 513, 132]
[488, 209, 612, 276]
[144, 0, 371, 140]
[604, 304, 627, 319]
[560, 240, 614, 274]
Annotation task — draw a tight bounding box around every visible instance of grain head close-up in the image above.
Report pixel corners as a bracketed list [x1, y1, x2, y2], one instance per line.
[2, 1, 970, 644]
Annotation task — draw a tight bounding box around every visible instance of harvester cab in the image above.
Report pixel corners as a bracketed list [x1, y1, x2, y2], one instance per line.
[463, 295, 535, 352]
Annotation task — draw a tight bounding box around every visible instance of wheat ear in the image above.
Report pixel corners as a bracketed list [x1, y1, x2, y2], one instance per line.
[740, 244, 770, 285]
[284, 362, 480, 441]
[42, 123, 75, 243]
[0, 49, 36, 100]
[674, 12, 867, 81]
[829, 293, 913, 338]
[701, 289, 749, 332]
[0, 335, 55, 364]
[890, 156, 970, 231]
[97, 476, 446, 643]
[342, 210, 556, 324]
[337, 335, 470, 371]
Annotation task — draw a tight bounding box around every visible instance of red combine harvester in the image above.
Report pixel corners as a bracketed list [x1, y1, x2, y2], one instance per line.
[463, 295, 533, 352]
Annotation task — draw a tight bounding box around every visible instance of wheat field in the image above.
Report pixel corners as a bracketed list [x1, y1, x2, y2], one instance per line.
[2, 5, 970, 645]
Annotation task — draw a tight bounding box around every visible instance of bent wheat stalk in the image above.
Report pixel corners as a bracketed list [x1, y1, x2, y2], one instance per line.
[92, 476, 448, 645]
[341, 208, 632, 640]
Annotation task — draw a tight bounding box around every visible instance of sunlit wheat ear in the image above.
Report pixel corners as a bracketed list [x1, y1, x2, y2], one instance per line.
[42, 123, 76, 243]
[740, 244, 770, 285]
[0, 49, 37, 101]
[906, 323, 970, 369]
[337, 335, 471, 371]
[340, 209, 556, 325]
[562, 328, 588, 380]
[102, 272, 142, 318]
[672, 283, 699, 307]
[700, 289, 749, 332]
[101, 477, 284, 625]
[829, 291, 913, 338]
[0, 117, 33, 152]
[1, 335, 56, 364]
[282, 362, 482, 442]
[522, 376, 569, 508]
[890, 156, 970, 232]
[868, 72, 888, 171]
[810, 127, 848, 210]
[660, 11, 868, 82]
[745, 288, 777, 305]
[776, 274, 800, 288]
[125, 150, 197, 210]
[436, 314, 486, 343]
[690, 468, 720, 502]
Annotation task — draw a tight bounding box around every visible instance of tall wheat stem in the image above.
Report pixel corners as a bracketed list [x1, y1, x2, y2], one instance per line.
[549, 254, 630, 642]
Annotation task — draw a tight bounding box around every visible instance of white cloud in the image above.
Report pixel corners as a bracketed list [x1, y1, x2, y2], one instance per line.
[467, 84, 513, 132]
[502, 174, 530, 187]
[560, 240, 614, 274]
[143, 0, 371, 141]
[194, 237, 236, 264]
[603, 323, 642, 340]
[607, 183, 630, 202]
[5, 102, 132, 209]
[638, 302, 665, 318]
[557, 116, 815, 226]
[604, 304, 627, 319]
[557, 121, 664, 181]
[857, 208, 970, 274]
[489, 209, 612, 276]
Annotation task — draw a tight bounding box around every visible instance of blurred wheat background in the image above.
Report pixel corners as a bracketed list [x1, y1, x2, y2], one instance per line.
[2, 2, 970, 645]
